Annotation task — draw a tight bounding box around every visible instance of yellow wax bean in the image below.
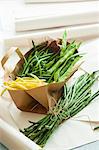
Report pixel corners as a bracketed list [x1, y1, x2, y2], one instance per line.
[3, 75, 47, 91]
[11, 82, 27, 90]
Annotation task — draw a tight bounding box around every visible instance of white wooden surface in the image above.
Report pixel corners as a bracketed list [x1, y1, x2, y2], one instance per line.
[0, 0, 99, 39]
[24, 0, 99, 3]
[15, 1, 99, 31]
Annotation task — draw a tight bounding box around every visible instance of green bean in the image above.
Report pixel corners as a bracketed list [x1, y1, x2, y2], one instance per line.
[48, 46, 77, 74]
[54, 53, 82, 82]
[94, 126, 99, 130]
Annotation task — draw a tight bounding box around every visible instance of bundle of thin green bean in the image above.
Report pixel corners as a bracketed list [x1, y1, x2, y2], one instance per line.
[21, 72, 99, 147]
[18, 31, 82, 83]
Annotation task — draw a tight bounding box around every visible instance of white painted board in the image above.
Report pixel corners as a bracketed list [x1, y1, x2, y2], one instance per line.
[25, 0, 98, 3]
[15, 2, 99, 31]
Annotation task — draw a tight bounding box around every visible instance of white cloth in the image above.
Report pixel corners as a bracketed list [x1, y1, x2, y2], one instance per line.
[0, 37, 99, 150]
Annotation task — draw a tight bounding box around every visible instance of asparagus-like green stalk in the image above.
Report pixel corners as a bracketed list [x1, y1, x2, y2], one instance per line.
[21, 72, 99, 148]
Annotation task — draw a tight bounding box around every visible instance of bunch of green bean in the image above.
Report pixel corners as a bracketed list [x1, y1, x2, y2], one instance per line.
[18, 41, 55, 81]
[18, 31, 82, 83]
[21, 72, 99, 147]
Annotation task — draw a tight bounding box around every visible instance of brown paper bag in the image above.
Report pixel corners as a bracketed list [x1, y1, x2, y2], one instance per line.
[1, 38, 82, 114]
